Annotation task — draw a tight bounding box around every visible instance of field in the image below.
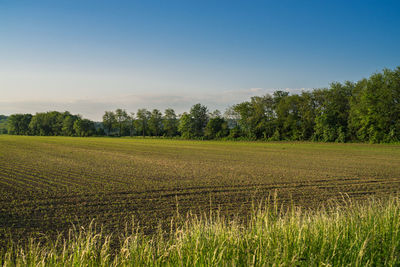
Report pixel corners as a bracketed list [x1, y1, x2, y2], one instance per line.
[1, 135, 400, 242]
[3, 197, 400, 266]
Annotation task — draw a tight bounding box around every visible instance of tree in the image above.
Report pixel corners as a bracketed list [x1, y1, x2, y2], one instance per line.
[232, 101, 254, 138]
[297, 91, 318, 140]
[273, 91, 289, 107]
[148, 109, 163, 136]
[251, 95, 276, 139]
[8, 114, 32, 135]
[51, 111, 65, 135]
[189, 103, 209, 137]
[178, 112, 194, 139]
[62, 115, 78, 136]
[349, 68, 400, 143]
[9, 111, 97, 137]
[205, 111, 229, 139]
[103, 111, 116, 136]
[313, 82, 352, 142]
[163, 108, 178, 137]
[28, 111, 68, 136]
[96, 127, 106, 136]
[4, 66, 399, 142]
[115, 109, 129, 136]
[128, 112, 135, 137]
[224, 107, 240, 135]
[73, 118, 95, 137]
[136, 109, 151, 137]
[276, 95, 303, 140]
[233, 95, 276, 139]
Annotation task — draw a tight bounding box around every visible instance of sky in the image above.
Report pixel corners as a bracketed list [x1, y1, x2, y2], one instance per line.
[1, 0, 400, 120]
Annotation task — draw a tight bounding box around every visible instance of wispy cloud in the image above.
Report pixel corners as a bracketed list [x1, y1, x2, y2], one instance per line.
[0, 88, 310, 120]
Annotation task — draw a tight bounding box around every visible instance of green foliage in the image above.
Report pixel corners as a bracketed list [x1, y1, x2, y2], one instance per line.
[136, 108, 151, 137]
[73, 119, 96, 137]
[27, 111, 83, 136]
[178, 112, 194, 139]
[190, 103, 209, 137]
[163, 108, 178, 137]
[312, 83, 353, 142]
[230, 67, 399, 143]
[227, 125, 242, 139]
[205, 111, 229, 139]
[6, 111, 86, 137]
[0, 115, 8, 134]
[8, 114, 32, 135]
[233, 95, 277, 139]
[178, 104, 209, 139]
[102, 111, 117, 135]
[232, 101, 254, 138]
[276, 94, 303, 140]
[148, 109, 163, 136]
[349, 68, 400, 143]
[115, 109, 129, 136]
[128, 112, 136, 137]
[62, 115, 78, 136]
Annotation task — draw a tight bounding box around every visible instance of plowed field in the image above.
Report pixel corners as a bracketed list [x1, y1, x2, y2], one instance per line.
[1, 136, 399, 240]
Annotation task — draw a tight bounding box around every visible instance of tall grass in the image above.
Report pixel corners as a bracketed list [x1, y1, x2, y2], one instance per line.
[2, 195, 400, 266]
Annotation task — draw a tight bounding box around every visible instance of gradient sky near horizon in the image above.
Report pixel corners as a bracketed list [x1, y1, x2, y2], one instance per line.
[1, 0, 400, 120]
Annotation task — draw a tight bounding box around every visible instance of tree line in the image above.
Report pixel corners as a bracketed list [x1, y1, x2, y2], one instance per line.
[3, 67, 400, 143]
[6, 111, 101, 137]
[229, 67, 399, 143]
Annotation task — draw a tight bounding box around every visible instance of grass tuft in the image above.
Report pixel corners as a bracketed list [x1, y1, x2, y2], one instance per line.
[1, 196, 400, 266]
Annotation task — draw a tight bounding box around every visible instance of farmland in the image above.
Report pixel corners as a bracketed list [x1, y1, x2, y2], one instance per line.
[1, 135, 400, 242]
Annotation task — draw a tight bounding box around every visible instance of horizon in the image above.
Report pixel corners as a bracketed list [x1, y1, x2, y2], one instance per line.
[1, 0, 400, 120]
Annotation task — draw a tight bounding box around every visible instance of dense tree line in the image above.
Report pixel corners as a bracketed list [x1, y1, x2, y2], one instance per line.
[6, 111, 100, 137]
[101, 104, 229, 139]
[3, 67, 400, 142]
[229, 67, 400, 143]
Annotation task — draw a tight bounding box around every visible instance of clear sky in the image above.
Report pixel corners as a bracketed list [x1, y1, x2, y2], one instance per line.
[1, 0, 400, 120]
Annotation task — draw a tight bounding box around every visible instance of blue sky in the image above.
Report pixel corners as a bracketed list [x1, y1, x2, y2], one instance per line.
[1, 0, 400, 120]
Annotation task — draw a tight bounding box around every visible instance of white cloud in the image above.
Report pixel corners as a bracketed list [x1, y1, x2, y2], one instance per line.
[0, 88, 310, 120]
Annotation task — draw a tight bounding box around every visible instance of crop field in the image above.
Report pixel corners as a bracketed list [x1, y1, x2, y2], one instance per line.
[0, 136, 400, 243]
